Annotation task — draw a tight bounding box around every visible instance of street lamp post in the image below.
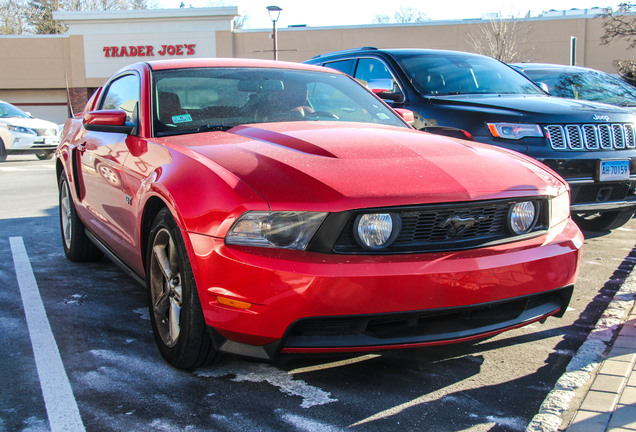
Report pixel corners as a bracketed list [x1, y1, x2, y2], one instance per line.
[266, 5, 282, 60]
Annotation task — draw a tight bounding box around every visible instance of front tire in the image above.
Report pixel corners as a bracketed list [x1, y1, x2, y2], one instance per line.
[573, 210, 635, 231]
[36, 152, 54, 160]
[58, 173, 103, 262]
[146, 208, 218, 369]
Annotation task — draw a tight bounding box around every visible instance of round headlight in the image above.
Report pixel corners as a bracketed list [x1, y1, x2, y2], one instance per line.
[354, 213, 401, 250]
[509, 201, 537, 235]
[263, 212, 302, 247]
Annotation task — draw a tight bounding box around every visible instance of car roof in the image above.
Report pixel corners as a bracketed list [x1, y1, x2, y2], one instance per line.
[310, 47, 490, 60]
[144, 57, 331, 73]
[510, 63, 604, 74]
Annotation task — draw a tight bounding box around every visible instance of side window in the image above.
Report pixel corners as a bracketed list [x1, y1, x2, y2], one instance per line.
[100, 74, 140, 123]
[323, 59, 355, 75]
[353, 58, 401, 98]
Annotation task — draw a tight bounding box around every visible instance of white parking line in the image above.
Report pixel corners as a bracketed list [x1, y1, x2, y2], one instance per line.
[10, 237, 85, 432]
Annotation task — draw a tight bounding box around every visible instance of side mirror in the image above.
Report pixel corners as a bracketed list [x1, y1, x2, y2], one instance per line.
[393, 108, 415, 125]
[536, 82, 550, 93]
[83, 110, 135, 134]
[367, 78, 405, 103]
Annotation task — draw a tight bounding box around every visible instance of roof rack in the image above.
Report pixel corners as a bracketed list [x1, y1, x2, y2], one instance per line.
[310, 47, 378, 59]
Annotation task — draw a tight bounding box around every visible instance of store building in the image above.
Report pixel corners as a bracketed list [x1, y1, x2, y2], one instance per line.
[0, 7, 632, 123]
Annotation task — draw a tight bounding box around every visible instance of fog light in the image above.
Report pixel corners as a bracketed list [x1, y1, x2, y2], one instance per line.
[509, 201, 537, 234]
[354, 213, 401, 250]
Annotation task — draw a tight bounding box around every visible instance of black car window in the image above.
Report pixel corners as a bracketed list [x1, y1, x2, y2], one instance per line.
[523, 68, 636, 107]
[323, 59, 355, 75]
[100, 74, 140, 122]
[354, 58, 393, 83]
[353, 58, 402, 97]
[396, 53, 544, 96]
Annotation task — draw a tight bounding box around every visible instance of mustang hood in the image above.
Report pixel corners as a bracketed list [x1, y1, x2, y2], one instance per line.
[171, 122, 566, 211]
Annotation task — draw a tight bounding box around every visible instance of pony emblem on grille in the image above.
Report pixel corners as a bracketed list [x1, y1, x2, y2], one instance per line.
[442, 215, 489, 239]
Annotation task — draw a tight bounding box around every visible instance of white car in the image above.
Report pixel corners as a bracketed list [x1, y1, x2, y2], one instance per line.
[0, 100, 60, 161]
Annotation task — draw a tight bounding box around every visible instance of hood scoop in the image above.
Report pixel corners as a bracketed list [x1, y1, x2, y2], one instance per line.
[232, 125, 337, 158]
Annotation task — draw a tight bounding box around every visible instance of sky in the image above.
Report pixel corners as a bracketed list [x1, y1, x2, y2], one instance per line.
[155, 0, 621, 29]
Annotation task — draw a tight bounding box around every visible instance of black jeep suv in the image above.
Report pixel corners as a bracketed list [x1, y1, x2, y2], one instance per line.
[305, 48, 636, 231]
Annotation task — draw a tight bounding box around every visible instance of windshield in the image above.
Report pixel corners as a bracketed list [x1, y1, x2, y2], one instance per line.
[395, 52, 545, 96]
[0, 102, 30, 119]
[152, 67, 407, 137]
[521, 68, 636, 107]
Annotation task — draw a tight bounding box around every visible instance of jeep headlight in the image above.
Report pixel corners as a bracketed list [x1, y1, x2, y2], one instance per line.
[487, 123, 543, 140]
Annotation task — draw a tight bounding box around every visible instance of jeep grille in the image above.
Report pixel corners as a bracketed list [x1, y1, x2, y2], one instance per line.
[545, 124, 636, 151]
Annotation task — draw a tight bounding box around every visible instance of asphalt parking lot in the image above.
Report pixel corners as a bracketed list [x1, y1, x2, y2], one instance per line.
[1, 155, 635, 432]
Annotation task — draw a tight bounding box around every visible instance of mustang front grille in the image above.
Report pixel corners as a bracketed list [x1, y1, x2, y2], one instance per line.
[545, 123, 636, 151]
[330, 199, 547, 254]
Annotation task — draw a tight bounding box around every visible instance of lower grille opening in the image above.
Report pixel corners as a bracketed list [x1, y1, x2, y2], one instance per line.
[282, 287, 573, 350]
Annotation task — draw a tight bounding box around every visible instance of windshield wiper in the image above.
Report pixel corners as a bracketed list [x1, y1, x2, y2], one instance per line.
[197, 124, 235, 132]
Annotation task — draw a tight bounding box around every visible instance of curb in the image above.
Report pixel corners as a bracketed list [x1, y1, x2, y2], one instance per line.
[526, 254, 636, 432]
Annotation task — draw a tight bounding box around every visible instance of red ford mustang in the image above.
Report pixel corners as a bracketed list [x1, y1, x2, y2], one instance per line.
[56, 58, 583, 369]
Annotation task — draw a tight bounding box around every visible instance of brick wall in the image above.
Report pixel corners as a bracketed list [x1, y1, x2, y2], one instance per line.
[68, 87, 89, 115]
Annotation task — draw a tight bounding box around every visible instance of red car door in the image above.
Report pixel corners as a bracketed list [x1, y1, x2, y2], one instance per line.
[75, 73, 141, 259]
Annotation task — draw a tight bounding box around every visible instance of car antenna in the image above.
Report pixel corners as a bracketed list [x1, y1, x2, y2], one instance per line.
[65, 73, 74, 118]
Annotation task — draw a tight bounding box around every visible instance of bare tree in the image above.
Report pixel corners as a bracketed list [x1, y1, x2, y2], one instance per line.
[2, 0, 148, 35]
[467, 15, 534, 63]
[372, 7, 427, 24]
[600, 3, 636, 84]
[372, 14, 391, 24]
[601, 3, 636, 46]
[232, 13, 248, 29]
[26, 0, 67, 34]
[394, 6, 426, 23]
[0, 0, 30, 34]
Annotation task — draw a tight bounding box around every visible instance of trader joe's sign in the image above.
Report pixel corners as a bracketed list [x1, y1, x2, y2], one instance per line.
[103, 44, 196, 57]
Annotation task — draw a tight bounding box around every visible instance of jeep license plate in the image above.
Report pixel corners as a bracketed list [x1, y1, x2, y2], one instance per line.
[599, 160, 630, 181]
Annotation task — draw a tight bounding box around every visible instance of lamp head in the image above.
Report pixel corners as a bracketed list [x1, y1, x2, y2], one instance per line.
[267, 5, 282, 22]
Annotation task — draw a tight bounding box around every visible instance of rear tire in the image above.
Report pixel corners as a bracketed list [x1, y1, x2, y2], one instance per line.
[146, 208, 218, 369]
[0, 139, 7, 162]
[572, 210, 635, 231]
[58, 173, 103, 262]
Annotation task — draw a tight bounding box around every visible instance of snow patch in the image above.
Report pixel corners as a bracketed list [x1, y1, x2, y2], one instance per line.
[133, 307, 150, 320]
[196, 361, 337, 408]
[20, 416, 48, 432]
[485, 415, 526, 431]
[279, 411, 344, 431]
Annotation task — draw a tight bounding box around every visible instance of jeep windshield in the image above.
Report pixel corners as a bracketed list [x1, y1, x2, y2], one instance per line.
[152, 67, 407, 137]
[395, 52, 546, 97]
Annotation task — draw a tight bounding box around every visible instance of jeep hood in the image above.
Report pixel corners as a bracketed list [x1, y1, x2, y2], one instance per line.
[430, 94, 636, 123]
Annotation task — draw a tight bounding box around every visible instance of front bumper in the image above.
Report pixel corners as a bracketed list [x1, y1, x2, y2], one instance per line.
[6, 133, 59, 153]
[187, 219, 583, 360]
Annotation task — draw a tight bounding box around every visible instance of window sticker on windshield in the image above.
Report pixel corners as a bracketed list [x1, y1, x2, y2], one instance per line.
[172, 114, 192, 123]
